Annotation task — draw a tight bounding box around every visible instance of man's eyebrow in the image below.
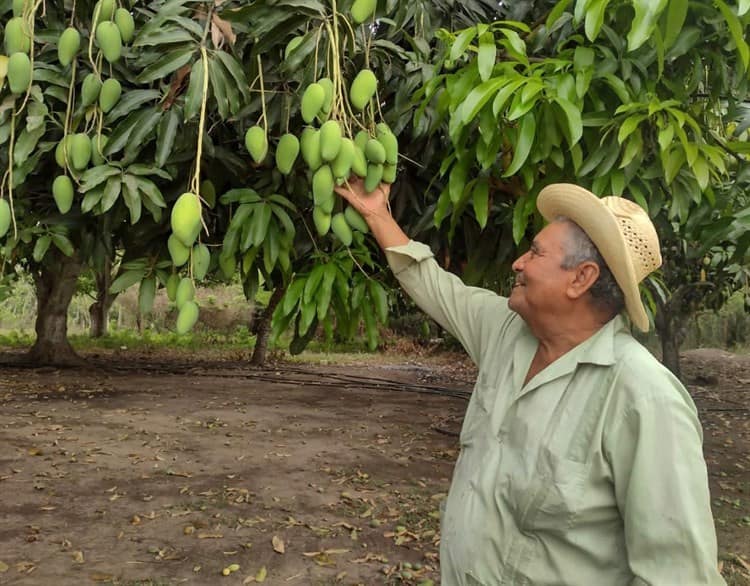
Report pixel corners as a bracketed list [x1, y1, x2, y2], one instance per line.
[530, 240, 540, 252]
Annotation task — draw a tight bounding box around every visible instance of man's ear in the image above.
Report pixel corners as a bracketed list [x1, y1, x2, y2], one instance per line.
[567, 261, 600, 300]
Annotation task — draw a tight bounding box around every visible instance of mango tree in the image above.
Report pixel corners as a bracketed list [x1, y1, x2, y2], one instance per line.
[413, 0, 750, 377]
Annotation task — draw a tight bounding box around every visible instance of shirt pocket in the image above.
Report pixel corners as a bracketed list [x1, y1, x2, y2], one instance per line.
[459, 383, 491, 449]
[517, 445, 587, 531]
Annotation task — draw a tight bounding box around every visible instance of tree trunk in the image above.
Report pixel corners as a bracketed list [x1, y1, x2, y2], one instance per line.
[29, 252, 84, 366]
[658, 315, 682, 381]
[89, 258, 117, 338]
[653, 293, 688, 382]
[250, 286, 285, 367]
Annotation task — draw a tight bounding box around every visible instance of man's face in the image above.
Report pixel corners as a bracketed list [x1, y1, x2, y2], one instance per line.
[508, 222, 575, 319]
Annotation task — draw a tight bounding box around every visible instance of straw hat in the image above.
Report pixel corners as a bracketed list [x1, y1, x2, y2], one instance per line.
[536, 184, 662, 332]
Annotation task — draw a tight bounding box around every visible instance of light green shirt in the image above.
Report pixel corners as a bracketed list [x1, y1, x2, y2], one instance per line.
[386, 241, 724, 586]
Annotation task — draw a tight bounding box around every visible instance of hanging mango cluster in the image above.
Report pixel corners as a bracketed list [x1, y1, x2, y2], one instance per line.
[242, 0, 398, 247]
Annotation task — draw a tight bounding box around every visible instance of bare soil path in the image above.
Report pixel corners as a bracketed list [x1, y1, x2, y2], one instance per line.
[0, 348, 747, 585]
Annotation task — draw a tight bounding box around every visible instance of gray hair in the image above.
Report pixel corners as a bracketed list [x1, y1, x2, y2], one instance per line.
[554, 217, 626, 319]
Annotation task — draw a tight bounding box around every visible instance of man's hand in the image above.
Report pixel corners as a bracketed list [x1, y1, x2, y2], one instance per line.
[334, 177, 391, 220]
[333, 177, 408, 250]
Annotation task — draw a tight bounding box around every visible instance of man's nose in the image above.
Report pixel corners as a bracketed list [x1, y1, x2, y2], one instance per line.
[512, 252, 527, 272]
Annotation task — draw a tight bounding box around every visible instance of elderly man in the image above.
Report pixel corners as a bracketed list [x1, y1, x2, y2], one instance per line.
[335, 180, 724, 585]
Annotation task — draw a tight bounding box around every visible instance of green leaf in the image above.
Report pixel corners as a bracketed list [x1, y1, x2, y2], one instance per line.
[504, 114, 536, 177]
[714, 0, 750, 70]
[110, 269, 147, 294]
[208, 56, 230, 120]
[740, 0, 750, 16]
[304, 265, 326, 304]
[492, 78, 525, 117]
[316, 265, 337, 321]
[124, 109, 163, 161]
[367, 279, 389, 324]
[213, 50, 250, 102]
[133, 26, 196, 47]
[126, 165, 172, 180]
[13, 126, 45, 165]
[282, 278, 306, 316]
[546, 0, 573, 30]
[81, 187, 104, 213]
[584, 0, 610, 41]
[50, 233, 74, 257]
[105, 90, 161, 123]
[155, 109, 181, 168]
[499, 27, 526, 57]
[472, 177, 490, 229]
[512, 194, 534, 244]
[78, 165, 122, 193]
[184, 59, 205, 122]
[460, 77, 507, 124]
[136, 49, 195, 84]
[628, 0, 669, 51]
[136, 177, 167, 208]
[450, 27, 477, 61]
[692, 156, 710, 190]
[553, 98, 583, 147]
[662, 147, 686, 184]
[101, 176, 122, 213]
[251, 203, 273, 247]
[477, 32, 496, 82]
[32, 235, 51, 262]
[122, 174, 142, 224]
[104, 110, 148, 157]
[618, 114, 646, 144]
[449, 159, 469, 203]
[663, 0, 688, 48]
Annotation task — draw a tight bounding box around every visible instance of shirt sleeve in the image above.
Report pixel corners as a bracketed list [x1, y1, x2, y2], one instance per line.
[606, 380, 725, 586]
[385, 240, 510, 366]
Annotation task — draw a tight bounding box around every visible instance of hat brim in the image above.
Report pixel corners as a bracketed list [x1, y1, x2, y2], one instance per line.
[537, 184, 649, 332]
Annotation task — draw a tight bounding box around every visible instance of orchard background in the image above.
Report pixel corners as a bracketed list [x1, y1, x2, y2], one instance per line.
[0, 0, 749, 584]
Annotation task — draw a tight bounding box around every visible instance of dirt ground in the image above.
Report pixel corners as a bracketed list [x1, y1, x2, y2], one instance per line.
[0, 346, 748, 586]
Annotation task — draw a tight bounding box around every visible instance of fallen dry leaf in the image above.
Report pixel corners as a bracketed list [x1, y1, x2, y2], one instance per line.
[272, 535, 285, 554]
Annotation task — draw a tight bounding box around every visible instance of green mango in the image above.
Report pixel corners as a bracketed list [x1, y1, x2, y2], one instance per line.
[170, 192, 202, 247]
[81, 73, 102, 107]
[96, 21, 122, 63]
[52, 175, 74, 214]
[5, 18, 30, 54]
[7, 51, 31, 94]
[98, 78, 121, 113]
[319, 120, 342, 162]
[351, 145, 368, 178]
[349, 69, 377, 111]
[364, 163, 384, 193]
[58, 27, 81, 67]
[301, 83, 325, 123]
[275, 133, 300, 175]
[312, 165, 334, 214]
[377, 127, 399, 165]
[332, 138, 355, 180]
[69, 133, 92, 170]
[176, 300, 199, 334]
[300, 127, 322, 171]
[200, 179, 216, 208]
[168, 233, 190, 267]
[244, 126, 268, 163]
[331, 212, 353, 246]
[191, 243, 211, 280]
[114, 8, 135, 43]
[344, 205, 370, 233]
[382, 163, 397, 183]
[365, 138, 386, 164]
[313, 206, 331, 236]
[166, 273, 180, 301]
[351, 0, 377, 24]
[317, 77, 334, 114]
[91, 135, 108, 165]
[0, 200, 10, 238]
[175, 277, 195, 309]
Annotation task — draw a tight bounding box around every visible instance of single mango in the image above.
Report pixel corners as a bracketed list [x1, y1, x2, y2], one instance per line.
[313, 206, 331, 236]
[275, 133, 300, 175]
[168, 233, 190, 267]
[331, 212, 353, 246]
[301, 83, 325, 123]
[245, 125, 268, 163]
[175, 277, 195, 309]
[351, 0, 377, 24]
[176, 300, 199, 334]
[319, 120, 342, 162]
[98, 78, 121, 113]
[7, 51, 31, 94]
[69, 133, 92, 170]
[96, 21, 122, 63]
[81, 73, 102, 107]
[191, 243, 211, 280]
[349, 69, 377, 111]
[0, 199, 11, 238]
[5, 18, 30, 55]
[58, 27, 81, 67]
[114, 8, 135, 43]
[300, 127, 322, 171]
[312, 165, 334, 214]
[170, 192, 202, 247]
[52, 175, 74, 214]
